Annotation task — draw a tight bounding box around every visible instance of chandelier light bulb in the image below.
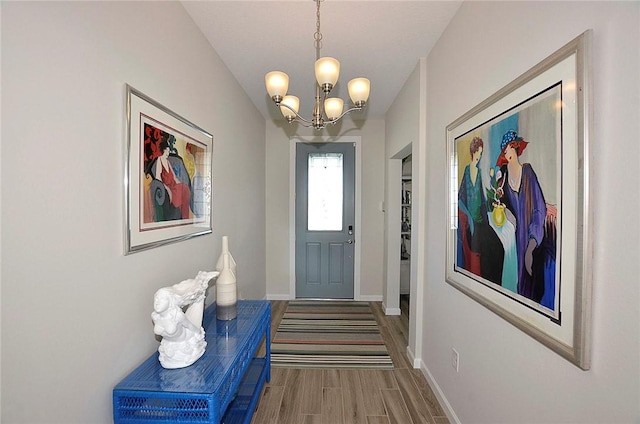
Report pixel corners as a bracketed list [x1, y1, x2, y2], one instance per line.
[315, 57, 340, 91]
[265, 71, 289, 102]
[348, 78, 371, 106]
[279, 95, 300, 121]
[324, 98, 344, 120]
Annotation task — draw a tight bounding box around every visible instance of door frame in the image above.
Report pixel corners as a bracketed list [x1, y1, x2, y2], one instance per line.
[289, 136, 362, 299]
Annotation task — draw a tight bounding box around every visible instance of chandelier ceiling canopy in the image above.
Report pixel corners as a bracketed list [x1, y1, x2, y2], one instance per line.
[264, 0, 370, 131]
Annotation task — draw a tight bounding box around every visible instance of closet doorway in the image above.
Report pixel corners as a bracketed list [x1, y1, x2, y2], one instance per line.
[400, 155, 412, 318]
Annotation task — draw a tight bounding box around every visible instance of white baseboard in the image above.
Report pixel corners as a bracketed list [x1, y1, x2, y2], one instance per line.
[418, 360, 461, 424]
[406, 346, 421, 369]
[382, 302, 401, 315]
[358, 294, 383, 302]
[266, 294, 383, 302]
[265, 294, 293, 300]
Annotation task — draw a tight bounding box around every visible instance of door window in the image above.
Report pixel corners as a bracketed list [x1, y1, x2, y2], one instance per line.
[307, 153, 343, 231]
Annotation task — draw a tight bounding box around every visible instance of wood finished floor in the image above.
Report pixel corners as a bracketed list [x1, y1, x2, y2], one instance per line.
[251, 299, 450, 424]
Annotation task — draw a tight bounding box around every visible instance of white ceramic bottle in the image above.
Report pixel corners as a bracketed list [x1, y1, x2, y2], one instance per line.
[216, 235, 237, 275]
[216, 253, 237, 320]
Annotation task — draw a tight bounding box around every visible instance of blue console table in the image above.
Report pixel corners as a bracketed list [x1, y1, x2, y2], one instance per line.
[113, 300, 271, 424]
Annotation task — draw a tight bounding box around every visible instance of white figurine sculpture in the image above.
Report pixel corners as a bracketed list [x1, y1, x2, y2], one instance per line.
[151, 271, 219, 369]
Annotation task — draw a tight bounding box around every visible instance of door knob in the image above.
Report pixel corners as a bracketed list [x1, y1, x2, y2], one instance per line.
[346, 239, 354, 244]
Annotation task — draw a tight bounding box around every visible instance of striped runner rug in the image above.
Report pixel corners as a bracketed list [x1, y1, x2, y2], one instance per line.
[271, 300, 393, 369]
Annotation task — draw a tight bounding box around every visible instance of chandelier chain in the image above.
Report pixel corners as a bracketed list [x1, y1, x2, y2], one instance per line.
[314, 0, 322, 60]
[264, 0, 369, 130]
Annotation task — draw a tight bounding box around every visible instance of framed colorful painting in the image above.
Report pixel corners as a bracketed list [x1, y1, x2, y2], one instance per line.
[125, 85, 213, 254]
[445, 31, 592, 369]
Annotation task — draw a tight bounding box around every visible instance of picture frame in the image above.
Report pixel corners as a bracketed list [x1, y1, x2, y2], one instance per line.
[125, 85, 213, 254]
[445, 31, 592, 369]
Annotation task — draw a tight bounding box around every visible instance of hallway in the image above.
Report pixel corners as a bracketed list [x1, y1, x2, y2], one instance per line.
[251, 301, 449, 424]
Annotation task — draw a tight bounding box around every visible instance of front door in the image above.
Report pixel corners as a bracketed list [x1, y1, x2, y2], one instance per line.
[295, 142, 355, 299]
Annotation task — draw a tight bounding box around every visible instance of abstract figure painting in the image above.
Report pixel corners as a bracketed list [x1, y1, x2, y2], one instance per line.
[446, 31, 592, 369]
[125, 85, 213, 254]
[456, 94, 560, 318]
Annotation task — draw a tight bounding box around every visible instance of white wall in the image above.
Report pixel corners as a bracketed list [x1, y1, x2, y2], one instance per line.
[420, 2, 639, 423]
[384, 63, 420, 315]
[265, 119, 386, 300]
[0, 3, 3, 418]
[1, 2, 265, 422]
[384, 60, 429, 363]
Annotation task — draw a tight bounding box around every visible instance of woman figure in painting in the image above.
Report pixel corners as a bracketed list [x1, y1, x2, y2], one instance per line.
[496, 130, 555, 306]
[458, 137, 504, 284]
[155, 140, 191, 219]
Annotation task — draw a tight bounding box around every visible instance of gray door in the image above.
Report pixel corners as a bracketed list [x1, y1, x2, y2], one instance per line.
[295, 142, 355, 299]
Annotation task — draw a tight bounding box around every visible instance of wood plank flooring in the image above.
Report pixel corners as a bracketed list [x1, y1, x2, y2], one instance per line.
[251, 300, 449, 424]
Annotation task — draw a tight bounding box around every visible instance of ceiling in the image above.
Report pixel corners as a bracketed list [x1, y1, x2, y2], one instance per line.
[181, 1, 462, 122]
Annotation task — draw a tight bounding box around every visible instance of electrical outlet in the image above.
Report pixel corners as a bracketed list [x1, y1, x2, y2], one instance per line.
[451, 348, 459, 372]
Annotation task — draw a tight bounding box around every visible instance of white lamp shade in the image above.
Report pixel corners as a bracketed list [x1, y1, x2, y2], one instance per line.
[279, 95, 299, 119]
[348, 78, 370, 104]
[315, 57, 340, 87]
[324, 98, 344, 120]
[265, 71, 289, 98]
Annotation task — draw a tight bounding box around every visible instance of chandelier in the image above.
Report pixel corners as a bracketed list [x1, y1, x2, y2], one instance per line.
[264, 0, 371, 131]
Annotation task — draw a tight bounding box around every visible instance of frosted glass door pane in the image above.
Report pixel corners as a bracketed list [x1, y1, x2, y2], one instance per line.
[308, 153, 343, 231]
